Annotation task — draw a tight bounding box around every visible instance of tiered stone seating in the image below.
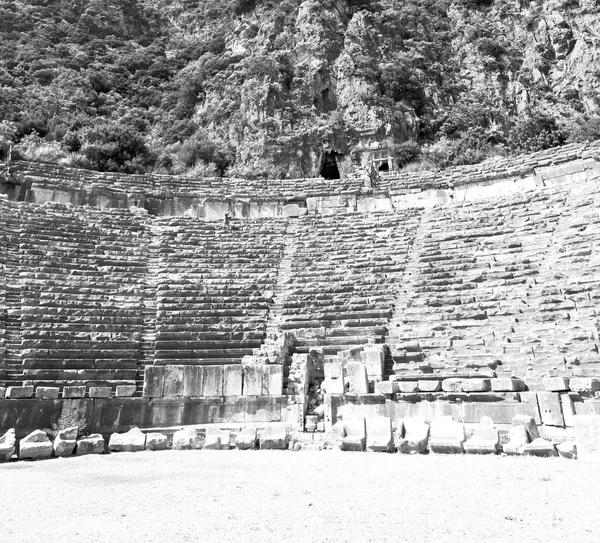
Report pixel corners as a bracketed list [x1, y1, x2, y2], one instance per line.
[389, 190, 564, 379]
[152, 218, 287, 365]
[277, 210, 421, 355]
[6, 203, 151, 393]
[379, 140, 600, 194]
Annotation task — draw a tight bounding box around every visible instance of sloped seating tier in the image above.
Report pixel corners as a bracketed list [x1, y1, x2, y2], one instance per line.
[2, 202, 151, 392]
[152, 218, 287, 365]
[14, 161, 362, 203]
[378, 140, 600, 194]
[390, 179, 600, 380]
[278, 210, 421, 354]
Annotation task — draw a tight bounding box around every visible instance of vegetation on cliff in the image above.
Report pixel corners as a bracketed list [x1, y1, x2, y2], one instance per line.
[1, 0, 600, 177]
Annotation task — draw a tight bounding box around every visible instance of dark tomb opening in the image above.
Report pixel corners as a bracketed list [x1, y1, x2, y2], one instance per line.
[378, 160, 389, 172]
[320, 151, 340, 180]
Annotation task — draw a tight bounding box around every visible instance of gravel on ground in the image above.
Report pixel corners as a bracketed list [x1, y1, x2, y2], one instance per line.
[1, 450, 598, 543]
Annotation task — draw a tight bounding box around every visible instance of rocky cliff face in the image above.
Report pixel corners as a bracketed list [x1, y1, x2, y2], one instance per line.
[2, 0, 600, 177]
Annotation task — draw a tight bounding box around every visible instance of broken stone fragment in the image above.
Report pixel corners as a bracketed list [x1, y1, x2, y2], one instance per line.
[76, 434, 105, 455]
[511, 415, 540, 440]
[429, 416, 465, 454]
[260, 423, 287, 450]
[0, 428, 16, 462]
[557, 440, 577, 460]
[366, 416, 393, 452]
[108, 427, 146, 452]
[340, 417, 366, 452]
[172, 427, 201, 450]
[204, 427, 231, 450]
[53, 426, 78, 457]
[523, 438, 558, 457]
[235, 426, 258, 450]
[503, 425, 529, 455]
[396, 417, 430, 454]
[145, 433, 168, 451]
[464, 416, 499, 455]
[19, 430, 53, 460]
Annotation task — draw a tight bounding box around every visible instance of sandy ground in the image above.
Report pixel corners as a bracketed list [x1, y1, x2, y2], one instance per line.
[0, 450, 598, 543]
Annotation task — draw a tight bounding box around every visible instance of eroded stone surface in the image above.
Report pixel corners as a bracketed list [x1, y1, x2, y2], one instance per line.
[340, 417, 366, 452]
[19, 430, 53, 460]
[204, 428, 231, 450]
[76, 434, 105, 455]
[260, 423, 287, 450]
[53, 426, 78, 457]
[464, 416, 499, 455]
[172, 428, 201, 450]
[396, 417, 429, 454]
[145, 433, 168, 451]
[429, 416, 465, 454]
[235, 426, 257, 450]
[108, 427, 146, 452]
[0, 429, 16, 462]
[366, 416, 393, 452]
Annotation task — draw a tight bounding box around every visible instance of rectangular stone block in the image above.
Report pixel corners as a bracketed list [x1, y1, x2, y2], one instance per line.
[569, 377, 600, 392]
[491, 377, 525, 392]
[143, 365, 165, 398]
[461, 379, 491, 393]
[163, 365, 185, 398]
[418, 380, 441, 392]
[341, 417, 366, 451]
[115, 385, 136, 398]
[264, 365, 283, 396]
[361, 347, 385, 382]
[6, 386, 34, 399]
[366, 416, 393, 452]
[88, 387, 111, 398]
[429, 416, 465, 454]
[62, 386, 86, 399]
[573, 415, 600, 462]
[203, 365, 224, 396]
[442, 379, 463, 393]
[324, 363, 345, 394]
[183, 366, 204, 397]
[35, 387, 59, 400]
[375, 381, 399, 395]
[397, 381, 419, 393]
[223, 365, 243, 397]
[346, 363, 368, 394]
[560, 392, 578, 427]
[243, 365, 263, 396]
[520, 391, 542, 425]
[537, 392, 564, 426]
[543, 376, 570, 392]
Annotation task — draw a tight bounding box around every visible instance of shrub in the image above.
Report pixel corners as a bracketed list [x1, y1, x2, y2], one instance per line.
[508, 111, 567, 153]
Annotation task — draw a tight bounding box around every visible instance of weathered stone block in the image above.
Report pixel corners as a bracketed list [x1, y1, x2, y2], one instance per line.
[76, 434, 105, 455]
[366, 416, 393, 452]
[397, 381, 419, 393]
[569, 378, 600, 393]
[464, 416, 499, 454]
[53, 426, 78, 457]
[172, 427, 201, 450]
[543, 376, 570, 392]
[573, 415, 600, 462]
[340, 417, 366, 452]
[163, 366, 185, 398]
[491, 377, 525, 392]
[396, 417, 429, 454]
[145, 433, 168, 451]
[223, 365, 243, 397]
[89, 387, 112, 398]
[183, 366, 204, 397]
[115, 385, 136, 398]
[143, 365, 165, 398]
[0, 387, 5, 399]
[361, 347, 385, 382]
[203, 365, 224, 396]
[429, 416, 465, 454]
[442, 379, 463, 393]
[557, 440, 577, 460]
[346, 363, 368, 394]
[324, 362, 345, 394]
[537, 392, 564, 426]
[418, 380, 441, 392]
[375, 381, 399, 395]
[6, 386, 34, 399]
[63, 386, 86, 399]
[204, 427, 231, 450]
[35, 387, 59, 400]
[511, 414, 540, 440]
[265, 365, 283, 396]
[19, 430, 53, 460]
[108, 427, 146, 452]
[523, 438, 558, 457]
[260, 422, 287, 450]
[235, 426, 258, 450]
[461, 379, 491, 393]
[503, 425, 529, 455]
[0, 428, 16, 461]
[243, 365, 263, 396]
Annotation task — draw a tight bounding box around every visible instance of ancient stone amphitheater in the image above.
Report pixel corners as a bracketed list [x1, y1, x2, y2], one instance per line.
[2, 140, 600, 457]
